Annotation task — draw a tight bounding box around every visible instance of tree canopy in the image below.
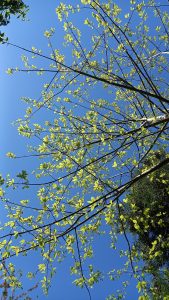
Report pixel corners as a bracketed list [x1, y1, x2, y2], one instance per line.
[123, 150, 169, 299]
[0, 0, 28, 42]
[1, 1, 169, 299]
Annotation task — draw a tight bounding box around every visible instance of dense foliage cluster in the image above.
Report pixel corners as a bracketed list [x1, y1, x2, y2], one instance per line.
[0, 0, 28, 42]
[0, 0, 169, 299]
[125, 150, 169, 269]
[122, 150, 169, 298]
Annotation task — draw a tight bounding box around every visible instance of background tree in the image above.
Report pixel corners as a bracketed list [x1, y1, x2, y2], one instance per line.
[124, 150, 169, 267]
[1, 0, 169, 299]
[123, 149, 169, 299]
[0, 0, 28, 42]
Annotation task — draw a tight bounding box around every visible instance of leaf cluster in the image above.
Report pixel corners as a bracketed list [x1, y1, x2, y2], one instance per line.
[0, 0, 28, 42]
[123, 150, 169, 296]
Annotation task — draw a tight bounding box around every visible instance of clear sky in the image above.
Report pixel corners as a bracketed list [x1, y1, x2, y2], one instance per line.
[0, 1, 140, 299]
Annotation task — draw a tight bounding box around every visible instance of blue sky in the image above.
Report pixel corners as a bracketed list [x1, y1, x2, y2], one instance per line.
[0, 1, 141, 299]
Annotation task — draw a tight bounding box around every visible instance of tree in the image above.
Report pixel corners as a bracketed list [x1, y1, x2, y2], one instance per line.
[124, 150, 169, 267]
[123, 149, 169, 299]
[0, 0, 28, 42]
[1, 0, 169, 299]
